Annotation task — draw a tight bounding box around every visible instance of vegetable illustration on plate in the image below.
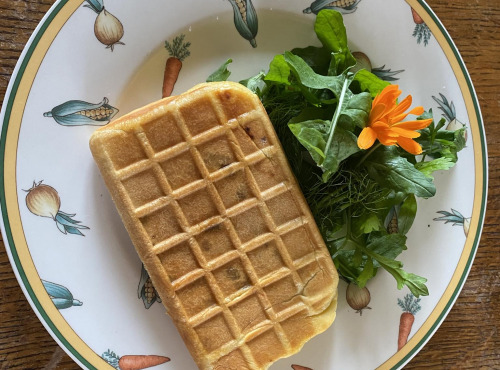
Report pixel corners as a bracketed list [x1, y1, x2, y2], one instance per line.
[303, 0, 362, 15]
[351, 52, 404, 81]
[228, 0, 258, 48]
[291, 365, 313, 370]
[138, 264, 161, 309]
[434, 209, 471, 236]
[44, 97, 118, 126]
[162, 34, 191, 98]
[346, 282, 371, 315]
[102, 350, 170, 370]
[83, 0, 124, 51]
[42, 279, 83, 309]
[433, 93, 468, 142]
[24, 181, 89, 236]
[411, 7, 431, 46]
[397, 293, 421, 350]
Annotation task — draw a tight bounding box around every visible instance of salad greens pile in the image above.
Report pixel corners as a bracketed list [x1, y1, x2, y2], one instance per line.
[207, 10, 465, 297]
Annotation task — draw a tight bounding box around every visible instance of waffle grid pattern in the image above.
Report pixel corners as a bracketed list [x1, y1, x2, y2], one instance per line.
[100, 88, 334, 367]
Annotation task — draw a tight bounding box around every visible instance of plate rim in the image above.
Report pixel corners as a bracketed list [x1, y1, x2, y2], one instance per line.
[0, 0, 488, 369]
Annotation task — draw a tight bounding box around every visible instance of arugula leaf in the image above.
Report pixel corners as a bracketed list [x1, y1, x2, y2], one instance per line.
[291, 45, 331, 75]
[362, 245, 429, 297]
[364, 147, 436, 198]
[415, 157, 455, 177]
[367, 233, 408, 262]
[239, 71, 266, 93]
[206, 59, 232, 82]
[398, 194, 417, 235]
[314, 9, 356, 75]
[265, 55, 291, 85]
[352, 69, 390, 97]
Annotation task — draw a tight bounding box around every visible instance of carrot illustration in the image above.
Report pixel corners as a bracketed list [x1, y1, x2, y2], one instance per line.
[102, 350, 170, 370]
[162, 34, 191, 98]
[411, 7, 431, 46]
[292, 365, 313, 370]
[411, 7, 424, 24]
[397, 294, 421, 350]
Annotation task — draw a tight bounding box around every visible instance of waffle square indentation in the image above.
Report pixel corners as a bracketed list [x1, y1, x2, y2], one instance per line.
[140, 204, 182, 245]
[213, 258, 250, 297]
[230, 206, 269, 244]
[216, 88, 256, 120]
[266, 191, 302, 226]
[102, 131, 147, 170]
[247, 240, 285, 278]
[177, 187, 219, 226]
[213, 349, 248, 369]
[197, 136, 237, 173]
[160, 150, 202, 190]
[246, 329, 286, 368]
[214, 170, 253, 209]
[142, 112, 184, 152]
[239, 118, 271, 150]
[232, 126, 259, 156]
[176, 276, 216, 317]
[195, 223, 235, 262]
[279, 309, 315, 349]
[280, 226, 315, 261]
[229, 294, 268, 333]
[194, 313, 234, 353]
[263, 275, 299, 313]
[121, 169, 165, 208]
[158, 241, 200, 282]
[250, 158, 285, 191]
[179, 96, 220, 136]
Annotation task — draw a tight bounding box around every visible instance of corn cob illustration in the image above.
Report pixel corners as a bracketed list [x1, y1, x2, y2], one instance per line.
[42, 280, 83, 309]
[434, 209, 470, 236]
[228, 0, 258, 47]
[44, 97, 118, 126]
[137, 264, 161, 309]
[84, 0, 125, 51]
[386, 207, 399, 234]
[303, 0, 362, 15]
[24, 181, 90, 236]
[432, 93, 468, 142]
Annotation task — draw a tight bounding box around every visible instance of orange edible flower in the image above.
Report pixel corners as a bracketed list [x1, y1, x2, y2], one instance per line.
[357, 84, 433, 155]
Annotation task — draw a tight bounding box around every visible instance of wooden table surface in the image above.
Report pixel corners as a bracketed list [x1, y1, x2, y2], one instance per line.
[0, 0, 498, 369]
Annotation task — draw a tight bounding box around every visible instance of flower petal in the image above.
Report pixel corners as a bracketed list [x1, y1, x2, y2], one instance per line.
[393, 118, 433, 130]
[391, 95, 412, 116]
[378, 129, 398, 145]
[369, 103, 388, 124]
[373, 84, 400, 107]
[397, 137, 423, 155]
[391, 126, 421, 138]
[357, 127, 378, 149]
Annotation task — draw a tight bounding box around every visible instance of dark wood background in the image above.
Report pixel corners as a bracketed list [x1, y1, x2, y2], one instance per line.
[0, 0, 498, 368]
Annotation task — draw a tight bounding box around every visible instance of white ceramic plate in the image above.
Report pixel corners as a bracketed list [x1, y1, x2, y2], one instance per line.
[0, 0, 487, 369]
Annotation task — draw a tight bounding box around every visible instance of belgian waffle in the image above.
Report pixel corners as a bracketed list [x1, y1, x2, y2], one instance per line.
[90, 82, 339, 369]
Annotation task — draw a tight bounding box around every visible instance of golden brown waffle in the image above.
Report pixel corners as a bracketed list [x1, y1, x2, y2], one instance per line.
[90, 82, 339, 369]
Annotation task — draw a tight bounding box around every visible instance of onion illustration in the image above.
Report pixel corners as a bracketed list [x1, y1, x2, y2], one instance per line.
[84, 0, 124, 51]
[24, 181, 89, 236]
[346, 282, 371, 315]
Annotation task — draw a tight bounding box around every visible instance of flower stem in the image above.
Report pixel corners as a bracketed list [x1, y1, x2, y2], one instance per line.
[357, 143, 382, 167]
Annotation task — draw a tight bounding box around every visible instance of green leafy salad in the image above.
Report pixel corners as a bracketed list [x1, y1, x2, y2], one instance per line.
[207, 10, 466, 297]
